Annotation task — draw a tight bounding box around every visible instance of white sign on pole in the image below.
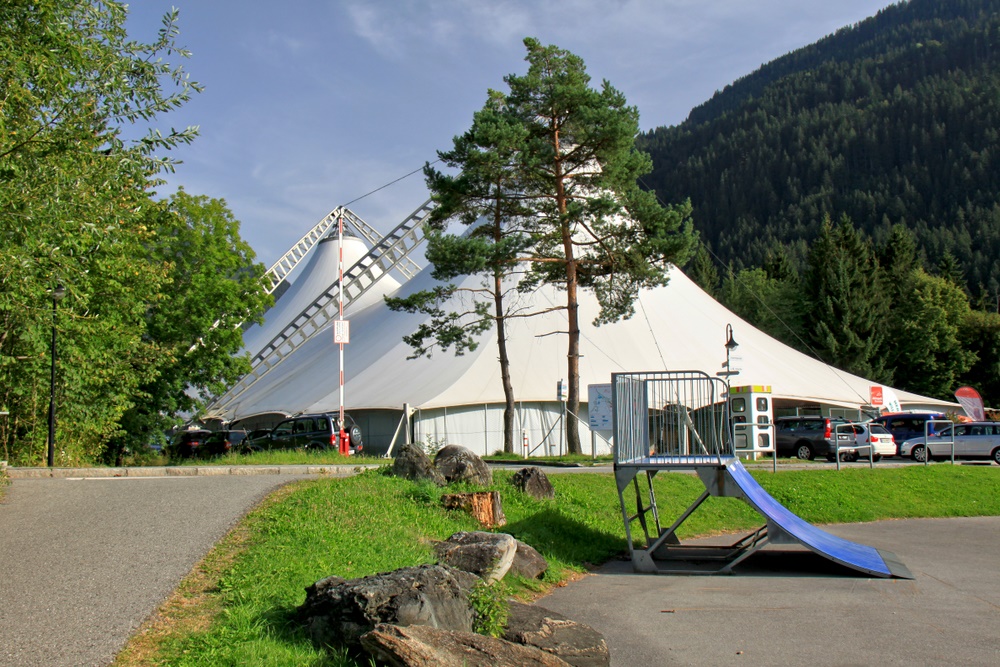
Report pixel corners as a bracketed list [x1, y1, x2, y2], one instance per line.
[588, 383, 613, 431]
[333, 320, 350, 344]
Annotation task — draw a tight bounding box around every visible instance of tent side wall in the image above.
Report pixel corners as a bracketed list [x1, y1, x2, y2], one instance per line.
[409, 401, 613, 458]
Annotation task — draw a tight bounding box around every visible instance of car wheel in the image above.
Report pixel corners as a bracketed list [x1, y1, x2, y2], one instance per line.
[795, 443, 814, 460]
[872, 455, 882, 463]
[349, 425, 363, 449]
[992, 447, 1000, 465]
[841, 452, 858, 462]
[911, 445, 927, 462]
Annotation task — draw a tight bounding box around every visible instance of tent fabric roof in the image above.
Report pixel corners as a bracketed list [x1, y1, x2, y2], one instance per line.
[220, 261, 953, 423]
[241, 235, 400, 358]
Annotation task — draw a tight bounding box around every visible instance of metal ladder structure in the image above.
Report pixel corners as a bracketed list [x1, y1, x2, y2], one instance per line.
[260, 205, 423, 294]
[204, 199, 436, 419]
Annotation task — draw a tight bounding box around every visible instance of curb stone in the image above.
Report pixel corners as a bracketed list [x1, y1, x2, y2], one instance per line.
[3, 464, 378, 479]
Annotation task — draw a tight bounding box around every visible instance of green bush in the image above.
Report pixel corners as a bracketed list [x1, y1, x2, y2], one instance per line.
[468, 579, 510, 638]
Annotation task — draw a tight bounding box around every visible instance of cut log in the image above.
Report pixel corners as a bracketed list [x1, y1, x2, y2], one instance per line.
[441, 491, 507, 528]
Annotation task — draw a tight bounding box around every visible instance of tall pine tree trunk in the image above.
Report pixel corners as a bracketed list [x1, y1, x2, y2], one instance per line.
[555, 145, 582, 455]
[494, 269, 516, 454]
[562, 226, 583, 456]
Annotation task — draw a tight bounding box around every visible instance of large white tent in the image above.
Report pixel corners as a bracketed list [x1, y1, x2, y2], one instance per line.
[221, 236, 953, 456]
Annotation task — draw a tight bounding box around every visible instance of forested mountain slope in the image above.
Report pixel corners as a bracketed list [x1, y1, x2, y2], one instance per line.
[639, 0, 1000, 297]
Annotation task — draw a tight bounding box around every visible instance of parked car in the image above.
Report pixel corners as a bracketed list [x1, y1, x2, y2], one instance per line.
[898, 421, 1000, 463]
[261, 413, 363, 454]
[870, 413, 944, 453]
[201, 430, 248, 457]
[774, 416, 857, 461]
[169, 428, 211, 459]
[238, 428, 273, 453]
[847, 422, 895, 461]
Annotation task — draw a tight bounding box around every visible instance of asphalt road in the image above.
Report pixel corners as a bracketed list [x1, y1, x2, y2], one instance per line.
[0, 474, 306, 667]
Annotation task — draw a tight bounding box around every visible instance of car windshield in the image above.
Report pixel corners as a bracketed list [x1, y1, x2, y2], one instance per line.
[869, 424, 890, 435]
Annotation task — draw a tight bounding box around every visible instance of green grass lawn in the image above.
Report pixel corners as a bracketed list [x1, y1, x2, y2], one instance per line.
[114, 464, 1000, 666]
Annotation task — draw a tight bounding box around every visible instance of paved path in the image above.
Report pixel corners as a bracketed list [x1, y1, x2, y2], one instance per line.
[0, 473, 318, 666]
[539, 516, 1000, 666]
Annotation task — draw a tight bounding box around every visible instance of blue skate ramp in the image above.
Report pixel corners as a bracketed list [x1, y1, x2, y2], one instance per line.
[725, 459, 913, 579]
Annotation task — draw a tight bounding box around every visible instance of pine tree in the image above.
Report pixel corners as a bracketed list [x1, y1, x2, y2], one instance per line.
[803, 215, 890, 381]
[505, 38, 695, 454]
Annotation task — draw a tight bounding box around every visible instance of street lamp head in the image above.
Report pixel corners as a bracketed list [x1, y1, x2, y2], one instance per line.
[725, 323, 739, 350]
[52, 284, 66, 301]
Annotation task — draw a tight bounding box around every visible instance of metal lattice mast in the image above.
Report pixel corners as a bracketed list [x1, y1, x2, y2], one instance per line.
[204, 200, 436, 418]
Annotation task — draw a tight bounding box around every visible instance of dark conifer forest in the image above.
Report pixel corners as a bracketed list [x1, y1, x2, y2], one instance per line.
[637, 0, 1000, 404]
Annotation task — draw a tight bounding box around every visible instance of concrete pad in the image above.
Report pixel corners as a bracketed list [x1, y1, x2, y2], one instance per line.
[537, 517, 1000, 666]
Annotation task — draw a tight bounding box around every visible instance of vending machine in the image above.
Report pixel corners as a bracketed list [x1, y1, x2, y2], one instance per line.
[729, 385, 774, 459]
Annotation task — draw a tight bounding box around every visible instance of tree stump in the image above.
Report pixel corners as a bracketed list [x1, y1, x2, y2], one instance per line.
[441, 491, 507, 528]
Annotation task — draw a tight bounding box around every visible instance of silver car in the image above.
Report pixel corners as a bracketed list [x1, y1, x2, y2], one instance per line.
[899, 422, 1000, 464]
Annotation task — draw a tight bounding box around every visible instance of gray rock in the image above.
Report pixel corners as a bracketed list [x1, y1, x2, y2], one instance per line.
[504, 601, 610, 667]
[392, 443, 446, 486]
[298, 564, 479, 649]
[435, 531, 518, 583]
[361, 622, 572, 667]
[509, 540, 548, 580]
[510, 466, 555, 499]
[434, 445, 493, 486]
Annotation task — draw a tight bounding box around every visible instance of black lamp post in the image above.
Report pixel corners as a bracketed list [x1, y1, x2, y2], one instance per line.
[724, 323, 739, 388]
[47, 284, 66, 467]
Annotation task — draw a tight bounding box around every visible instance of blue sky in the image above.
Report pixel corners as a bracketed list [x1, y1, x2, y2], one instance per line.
[124, 0, 896, 267]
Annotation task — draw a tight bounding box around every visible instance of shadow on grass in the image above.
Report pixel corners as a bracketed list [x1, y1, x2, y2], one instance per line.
[503, 508, 628, 567]
[250, 604, 360, 666]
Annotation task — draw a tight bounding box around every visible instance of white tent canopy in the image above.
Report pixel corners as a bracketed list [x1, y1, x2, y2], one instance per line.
[222, 254, 953, 454]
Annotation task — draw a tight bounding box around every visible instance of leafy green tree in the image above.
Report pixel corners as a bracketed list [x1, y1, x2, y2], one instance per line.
[0, 1, 200, 464]
[958, 309, 1000, 406]
[386, 91, 533, 453]
[802, 215, 890, 382]
[891, 270, 977, 399]
[503, 38, 696, 454]
[718, 265, 803, 344]
[108, 190, 270, 462]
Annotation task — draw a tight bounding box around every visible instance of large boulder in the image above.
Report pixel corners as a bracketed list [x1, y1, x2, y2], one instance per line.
[435, 531, 518, 583]
[392, 443, 446, 486]
[509, 540, 548, 580]
[298, 564, 479, 650]
[510, 467, 555, 500]
[361, 623, 572, 667]
[435, 445, 493, 486]
[503, 602, 610, 667]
